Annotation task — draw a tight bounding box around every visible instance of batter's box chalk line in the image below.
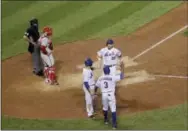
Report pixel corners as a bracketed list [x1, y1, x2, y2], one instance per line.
[151, 74, 188, 79]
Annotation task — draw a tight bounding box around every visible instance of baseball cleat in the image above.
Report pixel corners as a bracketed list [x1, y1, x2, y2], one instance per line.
[112, 127, 117, 130]
[33, 70, 44, 77]
[104, 121, 109, 125]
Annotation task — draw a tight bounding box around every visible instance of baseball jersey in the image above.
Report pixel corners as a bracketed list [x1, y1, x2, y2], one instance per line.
[95, 74, 121, 93]
[97, 47, 121, 66]
[83, 68, 95, 86]
[39, 35, 53, 55]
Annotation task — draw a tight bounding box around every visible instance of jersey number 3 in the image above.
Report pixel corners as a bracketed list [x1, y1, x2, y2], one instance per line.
[104, 81, 108, 88]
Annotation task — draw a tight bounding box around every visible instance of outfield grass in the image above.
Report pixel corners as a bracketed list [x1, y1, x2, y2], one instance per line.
[2, 1, 182, 60]
[2, 103, 187, 130]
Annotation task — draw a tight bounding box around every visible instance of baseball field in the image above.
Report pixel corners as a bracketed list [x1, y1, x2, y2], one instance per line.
[2, 1, 188, 130]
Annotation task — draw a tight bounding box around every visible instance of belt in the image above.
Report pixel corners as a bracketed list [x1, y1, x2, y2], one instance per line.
[104, 64, 116, 67]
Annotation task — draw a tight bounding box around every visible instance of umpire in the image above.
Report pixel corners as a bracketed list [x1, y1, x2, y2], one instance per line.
[23, 18, 44, 76]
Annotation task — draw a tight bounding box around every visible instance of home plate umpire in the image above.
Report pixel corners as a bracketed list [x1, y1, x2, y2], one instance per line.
[23, 18, 44, 76]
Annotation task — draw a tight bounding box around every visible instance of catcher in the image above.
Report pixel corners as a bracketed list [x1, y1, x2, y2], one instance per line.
[38, 26, 59, 85]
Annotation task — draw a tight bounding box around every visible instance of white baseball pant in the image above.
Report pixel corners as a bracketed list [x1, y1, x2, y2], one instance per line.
[102, 92, 116, 112]
[41, 53, 55, 67]
[83, 85, 95, 117]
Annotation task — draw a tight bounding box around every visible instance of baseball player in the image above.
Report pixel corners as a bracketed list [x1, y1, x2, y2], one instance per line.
[38, 26, 58, 85]
[95, 64, 125, 129]
[97, 39, 123, 76]
[23, 18, 44, 76]
[82, 58, 96, 118]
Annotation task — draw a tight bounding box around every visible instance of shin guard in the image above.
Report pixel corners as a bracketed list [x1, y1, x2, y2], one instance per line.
[44, 67, 49, 78]
[48, 66, 57, 84]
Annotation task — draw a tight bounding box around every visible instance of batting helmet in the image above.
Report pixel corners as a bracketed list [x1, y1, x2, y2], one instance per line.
[103, 66, 110, 75]
[43, 26, 52, 36]
[84, 58, 93, 67]
[106, 39, 114, 45]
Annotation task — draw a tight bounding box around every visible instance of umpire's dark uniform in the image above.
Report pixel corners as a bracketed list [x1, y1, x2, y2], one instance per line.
[24, 18, 44, 76]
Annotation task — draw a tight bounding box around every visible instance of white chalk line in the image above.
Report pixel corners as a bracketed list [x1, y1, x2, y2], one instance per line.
[132, 25, 188, 61]
[151, 74, 188, 79]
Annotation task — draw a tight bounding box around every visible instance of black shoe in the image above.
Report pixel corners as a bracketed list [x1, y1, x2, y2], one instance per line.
[37, 70, 44, 76]
[33, 70, 44, 77]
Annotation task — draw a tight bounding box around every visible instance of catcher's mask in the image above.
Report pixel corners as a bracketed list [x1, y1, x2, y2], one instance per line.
[84, 57, 93, 67]
[43, 26, 53, 36]
[30, 18, 38, 29]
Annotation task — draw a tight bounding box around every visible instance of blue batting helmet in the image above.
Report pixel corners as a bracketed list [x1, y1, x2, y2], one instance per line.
[84, 58, 93, 67]
[106, 39, 114, 45]
[103, 66, 110, 75]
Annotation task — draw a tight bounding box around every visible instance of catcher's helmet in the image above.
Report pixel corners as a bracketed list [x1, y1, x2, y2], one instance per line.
[106, 39, 114, 45]
[85, 58, 93, 67]
[103, 66, 110, 75]
[30, 18, 38, 27]
[43, 26, 52, 36]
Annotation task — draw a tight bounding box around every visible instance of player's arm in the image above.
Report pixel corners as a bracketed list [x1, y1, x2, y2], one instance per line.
[117, 49, 123, 63]
[40, 38, 51, 55]
[48, 39, 53, 50]
[97, 50, 103, 69]
[84, 82, 91, 93]
[83, 72, 91, 93]
[94, 79, 101, 94]
[23, 29, 36, 45]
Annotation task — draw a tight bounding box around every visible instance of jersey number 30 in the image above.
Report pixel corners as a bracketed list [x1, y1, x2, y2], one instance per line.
[104, 81, 108, 88]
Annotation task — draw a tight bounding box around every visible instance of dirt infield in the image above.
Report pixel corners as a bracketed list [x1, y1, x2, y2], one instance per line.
[2, 3, 187, 119]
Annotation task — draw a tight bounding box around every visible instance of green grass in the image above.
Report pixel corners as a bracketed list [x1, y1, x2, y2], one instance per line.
[184, 30, 188, 36]
[2, 1, 182, 60]
[2, 103, 187, 130]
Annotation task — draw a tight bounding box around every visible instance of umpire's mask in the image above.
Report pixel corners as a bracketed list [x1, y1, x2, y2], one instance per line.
[30, 18, 39, 30]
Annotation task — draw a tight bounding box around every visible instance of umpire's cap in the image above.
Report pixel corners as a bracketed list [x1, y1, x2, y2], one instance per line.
[85, 58, 93, 67]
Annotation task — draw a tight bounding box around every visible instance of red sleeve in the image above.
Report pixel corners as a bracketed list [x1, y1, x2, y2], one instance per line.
[40, 45, 47, 54]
